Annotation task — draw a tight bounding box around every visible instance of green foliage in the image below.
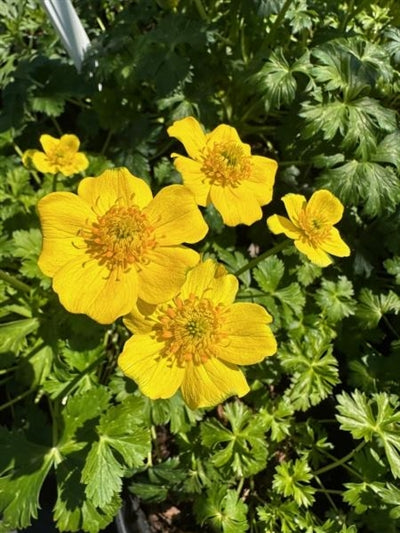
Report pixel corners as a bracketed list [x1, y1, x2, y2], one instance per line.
[272, 458, 316, 507]
[1, 0, 400, 532]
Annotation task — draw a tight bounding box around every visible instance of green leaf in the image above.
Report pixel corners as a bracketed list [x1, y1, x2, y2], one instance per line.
[272, 458, 316, 507]
[280, 329, 340, 411]
[0, 428, 55, 531]
[81, 396, 151, 507]
[336, 391, 400, 477]
[0, 317, 39, 354]
[357, 288, 400, 328]
[31, 95, 65, 117]
[257, 499, 300, 533]
[384, 256, 400, 285]
[194, 486, 249, 533]
[314, 276, 356, 322]
[318, 160, 400, 217]
[253, 49, 310, 110]
[58, 386, 112, 453]
[54, 455, 121, 533]
[259, 399, 294, 442]
[200, 401, 268, 477]
[253, 256, 284, 292]
[12, 228, 44, 280]
[212, 245, 251, 286]
[129, 458, 186, 503]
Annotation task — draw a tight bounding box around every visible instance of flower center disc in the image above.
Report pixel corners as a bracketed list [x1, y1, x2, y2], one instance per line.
[201, 141, 251, 187]
[85, 205, 156, 270]
[156, 294, 227, 366]
[297, 210, 330, 247]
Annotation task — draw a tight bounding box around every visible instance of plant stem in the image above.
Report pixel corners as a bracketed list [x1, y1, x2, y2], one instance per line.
[193, 0, 208, 22]
[0, 387, 36, 413]
[234, 240, 291, 276]
[265, 0, 295, 47]
[313, 441, 366, 476]
[0, 270, 31, 293]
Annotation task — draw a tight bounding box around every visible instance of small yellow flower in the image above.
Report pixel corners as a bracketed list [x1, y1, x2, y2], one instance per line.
[37, 167, 208, 324]
[267, 189, 350, 267]
[23, 133, 89, 175]
[167, 116, 278, 227]
[118, 259, 277, 409]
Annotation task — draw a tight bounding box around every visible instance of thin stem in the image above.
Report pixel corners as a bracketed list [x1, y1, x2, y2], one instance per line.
[236, 476, 244, 496]
[313, 441, 366, 476]
[0, 387, 36, 413]
[234, 240, 291, 276]
[0, 270, 31, 293]
[54, 353, 105, 400]
[314, 475, 338, 511]
[193, 0, 208, 22]
[264, 0, 295, 47]
[101, 130, 112, 155]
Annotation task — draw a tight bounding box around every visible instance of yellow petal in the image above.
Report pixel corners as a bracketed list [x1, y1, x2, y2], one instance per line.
[321, 227, 350, 257]
[206, 124, 245, 148]
[22, 149, 38, 168]
[137, 246, 200, 304]
[39, 134, 59, 154]
[60, 152, 89, 175]
[210, 185, 262, 226]
[167, 116, 206, 160]
[216, 303, 276, 364]
[180, 259, 238, 304]
[37, 192, 96, 276]
[123, 304, 156, 335]
[181, 359, 249, 409]
[78, 168, 153, 214]
[145, 185, 208, 245]
[52, 258, 139, 324]
[282, 193, 307, 225]
[59, 134, 80, 153]
[294, 239, 332, 267]
[267, 214, 301, 239]
[307, 189, 344, 225]
[172, 156, 210, 206]
[32, 152, 58, 174]
[247, 155, 278, 204]
[118, 335, 184, 399]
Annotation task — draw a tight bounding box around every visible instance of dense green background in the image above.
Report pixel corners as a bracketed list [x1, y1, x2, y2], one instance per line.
[1, 0, 400, 531]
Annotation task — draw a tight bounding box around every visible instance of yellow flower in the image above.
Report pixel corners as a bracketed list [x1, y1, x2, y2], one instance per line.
[167, 116, 278, 227]
[267, 189, 350, 267]
[23, 133, 89, 175]
[118, 259, 277, 409]
[37, 167, 208, 324]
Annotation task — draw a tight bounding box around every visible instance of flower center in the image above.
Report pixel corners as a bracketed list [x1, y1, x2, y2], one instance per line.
[155, 294, 227, 366]
[201, 141, 252, 187]
[84, 205, 157, 270]
[297, 210, 330, 247]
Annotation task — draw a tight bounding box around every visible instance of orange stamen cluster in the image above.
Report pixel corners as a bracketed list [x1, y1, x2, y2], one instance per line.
[85, 205, 157, 270]
[201, 141, 251, 187]
[156, 293, 227, 366]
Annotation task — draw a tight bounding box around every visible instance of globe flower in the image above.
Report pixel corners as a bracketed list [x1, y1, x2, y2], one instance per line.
[118, 259, 277, 409]
[23, 133, 89, 175]
[167, 116, 278, 227]
[37, 167, 208, 324]
[267, 189, 350, 267]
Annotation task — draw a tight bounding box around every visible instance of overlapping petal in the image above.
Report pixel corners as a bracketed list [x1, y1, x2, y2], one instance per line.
[167, 116, 206, 160]
[52, 257, 139, 324]
[118, 259, 276, 409]
[144, 184, 208, 245]
[118, 336, 185, 399]
[268, 189, 350, 267]
[78, 168, 153, 214]
[168, 116, 278, 226]
[181, 359, 249, 410]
